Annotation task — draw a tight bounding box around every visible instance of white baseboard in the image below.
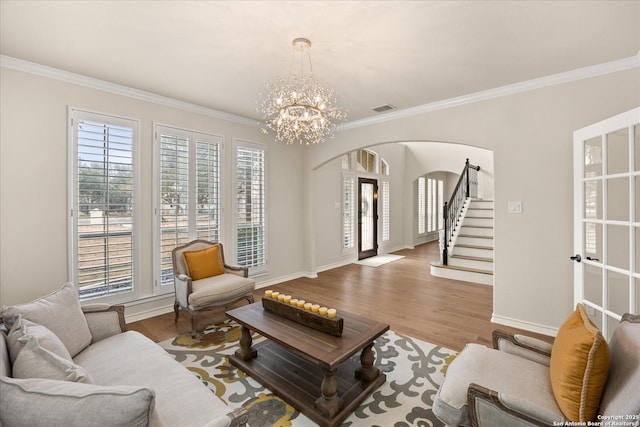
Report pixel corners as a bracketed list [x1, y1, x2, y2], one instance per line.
[125, 302, 174, 323]
[491, 314, 558, 337]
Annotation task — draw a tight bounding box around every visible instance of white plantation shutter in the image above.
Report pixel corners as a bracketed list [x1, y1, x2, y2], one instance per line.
[69, 109, 139, 301]
[195, 137, 221, 242]
[155, 126, 222, 289]
[418, 177, 426, 234]
[343, 173, 356, 250]
[382, 180, 390, 241]
[235, 141, 267, 275]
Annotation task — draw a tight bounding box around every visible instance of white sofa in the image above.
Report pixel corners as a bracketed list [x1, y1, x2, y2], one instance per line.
[0, 283, 247, 427]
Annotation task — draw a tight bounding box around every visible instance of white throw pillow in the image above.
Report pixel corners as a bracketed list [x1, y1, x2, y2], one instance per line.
[6, 315, 72, 364]
[12, 334, 93, 383]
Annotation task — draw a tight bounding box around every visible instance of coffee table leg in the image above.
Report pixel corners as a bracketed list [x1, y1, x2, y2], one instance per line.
[355, 342, 379, 382]
[234, 326, 257, 361]
[314, 368, 343, 417]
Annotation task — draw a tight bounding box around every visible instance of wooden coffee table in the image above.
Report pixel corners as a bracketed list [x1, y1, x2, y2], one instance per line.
[226, 302, 390, 427]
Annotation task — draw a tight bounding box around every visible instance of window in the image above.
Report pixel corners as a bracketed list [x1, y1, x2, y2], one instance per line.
[154, 125, 222, 291]
[427, 177, 444, 232]
[341, 153, 351, 169]
[380, 159, 389, 176]
[382, 180, 390, 241]
[343, 173, 356, 250]
[418, 177, 426, 234]
[69, 109, 139, 301]
[235, 141, 267, 275]
[356, 149, 377, 173]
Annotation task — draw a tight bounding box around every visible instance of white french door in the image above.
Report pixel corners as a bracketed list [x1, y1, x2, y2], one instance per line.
[573, 107, 640, 339]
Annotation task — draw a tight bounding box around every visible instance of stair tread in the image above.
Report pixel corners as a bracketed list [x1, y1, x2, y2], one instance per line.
[461, 225, 493, 229]
[456, 244, 493, 250]
[467, 208, 493, 210]
[458, 234, 493, 239]
[465, 216, 494, 219]
[432, 263, 493, 275]
[451, 254, 493, 262]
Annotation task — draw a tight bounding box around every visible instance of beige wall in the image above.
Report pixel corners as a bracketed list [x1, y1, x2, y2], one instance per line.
[0, 68, 306, 318]
[2, 63, 638, 334]
[306, 68, 640, 333]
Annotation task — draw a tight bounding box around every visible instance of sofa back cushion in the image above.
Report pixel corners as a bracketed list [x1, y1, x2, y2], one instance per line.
[550, 304, 610, 422]
[598, 313, 640, 418]
[1, 283, 92, 357]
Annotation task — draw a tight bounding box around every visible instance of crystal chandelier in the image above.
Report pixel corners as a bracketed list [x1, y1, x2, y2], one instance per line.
[258, 38, 346, 145]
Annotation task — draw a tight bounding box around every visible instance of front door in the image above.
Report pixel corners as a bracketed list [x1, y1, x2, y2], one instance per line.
[572, 107, 639, 339]
[358, 178, 378, 260]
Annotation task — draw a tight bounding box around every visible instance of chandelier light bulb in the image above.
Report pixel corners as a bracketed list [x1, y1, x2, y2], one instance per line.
[257, 37, 346, 145]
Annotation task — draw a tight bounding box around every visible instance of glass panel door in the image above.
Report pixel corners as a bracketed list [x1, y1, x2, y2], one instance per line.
[573, 108, 639, 339]
[358, 178, 378, 260]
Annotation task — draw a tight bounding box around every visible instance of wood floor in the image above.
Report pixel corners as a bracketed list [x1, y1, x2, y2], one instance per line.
[129, 241, 553, 352]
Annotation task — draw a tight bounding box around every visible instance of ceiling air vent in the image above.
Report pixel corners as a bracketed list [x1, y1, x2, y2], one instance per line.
[372, 104, 396, 113]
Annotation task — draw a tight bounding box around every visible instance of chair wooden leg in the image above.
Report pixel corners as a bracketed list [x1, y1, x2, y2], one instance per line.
[174, 301, 180, 322]
[191, 313, 198, 338]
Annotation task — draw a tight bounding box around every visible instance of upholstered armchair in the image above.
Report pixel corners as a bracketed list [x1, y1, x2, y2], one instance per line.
[433, 305, 639, 426]
[172, 240, 255, 336]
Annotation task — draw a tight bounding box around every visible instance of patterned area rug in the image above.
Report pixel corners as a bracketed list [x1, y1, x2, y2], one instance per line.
[159, 320, 456, 427]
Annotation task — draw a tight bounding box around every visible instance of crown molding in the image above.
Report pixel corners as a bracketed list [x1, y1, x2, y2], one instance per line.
[3, 53, 638, 132]
[339, 54, 640, 132]
[0, 55, 259, 128]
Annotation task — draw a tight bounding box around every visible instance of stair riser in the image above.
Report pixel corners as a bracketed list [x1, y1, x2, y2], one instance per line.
[430, 265, 493, 286]
[459, 226, 493, 237]
[463, 217, 493, 227]
[457, 236, 494, 246]
[449, 257, 494, 271]
[469, 201, 494, 209]
[453, 246, 494, 258]
[465, 209, 493, 218]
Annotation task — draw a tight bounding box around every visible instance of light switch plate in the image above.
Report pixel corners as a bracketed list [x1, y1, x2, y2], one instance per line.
[508, 201, 523, 214]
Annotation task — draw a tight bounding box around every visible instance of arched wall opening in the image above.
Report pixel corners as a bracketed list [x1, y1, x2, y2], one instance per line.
[309, 139, 493, 271]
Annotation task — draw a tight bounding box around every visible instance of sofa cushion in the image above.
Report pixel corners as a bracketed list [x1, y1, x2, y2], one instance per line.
[0, 376, 155, 427]
[6, 315, 72, 363]
[12, 334, 93, 383]
[74, 330, 232, 427]
[433, 343, 564, 426]
[549, 304, 610, 422]
[183, 244, 225, 280]
[1, 283, 92, 357]
[598, 313, 640, 418]
[188, 273, 255, 308]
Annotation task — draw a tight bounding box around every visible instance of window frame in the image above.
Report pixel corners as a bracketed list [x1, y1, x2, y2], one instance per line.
[233, 139, 268, 276]
[152, 124, 224, 294]
[68, 107, 140, 303]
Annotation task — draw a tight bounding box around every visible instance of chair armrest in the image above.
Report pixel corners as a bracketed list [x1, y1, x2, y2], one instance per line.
[468, 383, 559, 427]
[82, 305, 126, 343]
[492, 330, 553, 366]
[224, 264, 248, 278]
[174, 274, 192, 308]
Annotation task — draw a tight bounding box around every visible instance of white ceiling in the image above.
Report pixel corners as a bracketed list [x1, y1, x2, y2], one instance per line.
[1, 1, 639, 124]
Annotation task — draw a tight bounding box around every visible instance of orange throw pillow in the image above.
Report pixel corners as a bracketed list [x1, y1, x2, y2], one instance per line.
[550, 304, 610, 422]
[182, 245, 225, 280]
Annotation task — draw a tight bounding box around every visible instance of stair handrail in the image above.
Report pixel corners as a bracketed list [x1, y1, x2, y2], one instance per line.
[442, 159, 480, 265]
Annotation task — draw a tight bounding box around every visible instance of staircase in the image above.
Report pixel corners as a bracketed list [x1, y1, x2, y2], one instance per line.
[431, 198, 494, 285]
